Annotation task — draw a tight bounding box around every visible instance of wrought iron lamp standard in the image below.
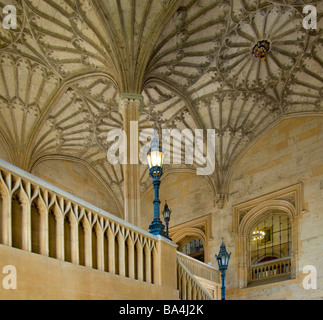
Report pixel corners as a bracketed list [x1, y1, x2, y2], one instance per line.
[215, 240, 231, 300]
[147, 133, 166, 237]
[162, 201, 172, 240]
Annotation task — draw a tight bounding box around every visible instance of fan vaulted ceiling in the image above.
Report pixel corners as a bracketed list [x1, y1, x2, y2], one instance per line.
[0, 0, 322, 214]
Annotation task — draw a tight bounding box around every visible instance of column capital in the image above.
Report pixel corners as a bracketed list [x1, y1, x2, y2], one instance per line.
[120, 93, 143, 101]
[119, 93, 143, 115]
[120, 93, 143, 105]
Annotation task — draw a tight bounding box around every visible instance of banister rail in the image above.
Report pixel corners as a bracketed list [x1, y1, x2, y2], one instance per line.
[176, 251, 220, 283]
[177, 258, 214, 300]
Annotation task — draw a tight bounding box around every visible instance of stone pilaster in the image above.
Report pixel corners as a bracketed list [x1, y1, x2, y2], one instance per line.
[119, 94, 142, 226]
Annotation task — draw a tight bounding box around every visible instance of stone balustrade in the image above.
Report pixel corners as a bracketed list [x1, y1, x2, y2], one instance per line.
[0, 159, 177, 287]
[177, 251, 220, 300]
[249, 257, 292, 283]
[177, 251, 220, 283]
[177, 258, 214, 300]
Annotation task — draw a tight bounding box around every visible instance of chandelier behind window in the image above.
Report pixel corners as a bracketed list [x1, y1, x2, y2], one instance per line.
[251, 230, 265, 241]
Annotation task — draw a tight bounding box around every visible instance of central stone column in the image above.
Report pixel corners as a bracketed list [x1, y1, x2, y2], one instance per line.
[119, 93, 142, 226]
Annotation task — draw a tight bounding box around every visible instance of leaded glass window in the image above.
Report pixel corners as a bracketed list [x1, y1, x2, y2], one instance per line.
[250, 214, 291, 265]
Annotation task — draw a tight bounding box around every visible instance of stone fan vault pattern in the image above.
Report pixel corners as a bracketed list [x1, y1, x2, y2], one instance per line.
[0, 0, 322, 216]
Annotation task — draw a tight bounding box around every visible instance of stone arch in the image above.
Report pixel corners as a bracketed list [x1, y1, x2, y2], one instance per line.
[239, 199, 297, 235]
[233, 186, 302, 288]
[170, 215, 212, 263]
[172, 227, 207, 252]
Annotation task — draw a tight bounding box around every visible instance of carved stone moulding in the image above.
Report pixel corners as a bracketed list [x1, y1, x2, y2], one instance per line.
[233, 183, 304, 234]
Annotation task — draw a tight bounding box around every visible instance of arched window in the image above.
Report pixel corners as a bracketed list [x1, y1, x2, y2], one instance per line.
[250, 214, 291, 265]
[233, 184, 302, 288]
[249, 214, 292, 284]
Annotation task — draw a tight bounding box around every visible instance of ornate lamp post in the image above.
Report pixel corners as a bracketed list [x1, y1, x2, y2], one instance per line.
[147, 132, 166, 237]
[215, 240, 231, 300]
[162, 201, 172, 240]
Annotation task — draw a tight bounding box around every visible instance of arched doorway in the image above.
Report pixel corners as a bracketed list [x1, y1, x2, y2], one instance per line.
[169, 215, 212, 264]
[179, 238, 204, 262]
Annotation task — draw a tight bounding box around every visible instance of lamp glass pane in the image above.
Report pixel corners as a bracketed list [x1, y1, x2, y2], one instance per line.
[149, 150, 163, 168]
[160, 150, 164, 167]
[147, 153, 152, 169]
[151, 150, 159, 167]
[163, 210, 170, 219]
[222, 256, 226, 267]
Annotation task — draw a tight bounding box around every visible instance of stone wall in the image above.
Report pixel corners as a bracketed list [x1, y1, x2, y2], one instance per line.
[0, 140, 10, 163]
[140, 171, 215, 233]
[215, 115, 323, 300]
[0, 245, 179, 300]
[32, 159, 122, 218]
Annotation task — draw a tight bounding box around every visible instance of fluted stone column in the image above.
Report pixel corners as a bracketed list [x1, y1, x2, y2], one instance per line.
[119, 93, 142, 226]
